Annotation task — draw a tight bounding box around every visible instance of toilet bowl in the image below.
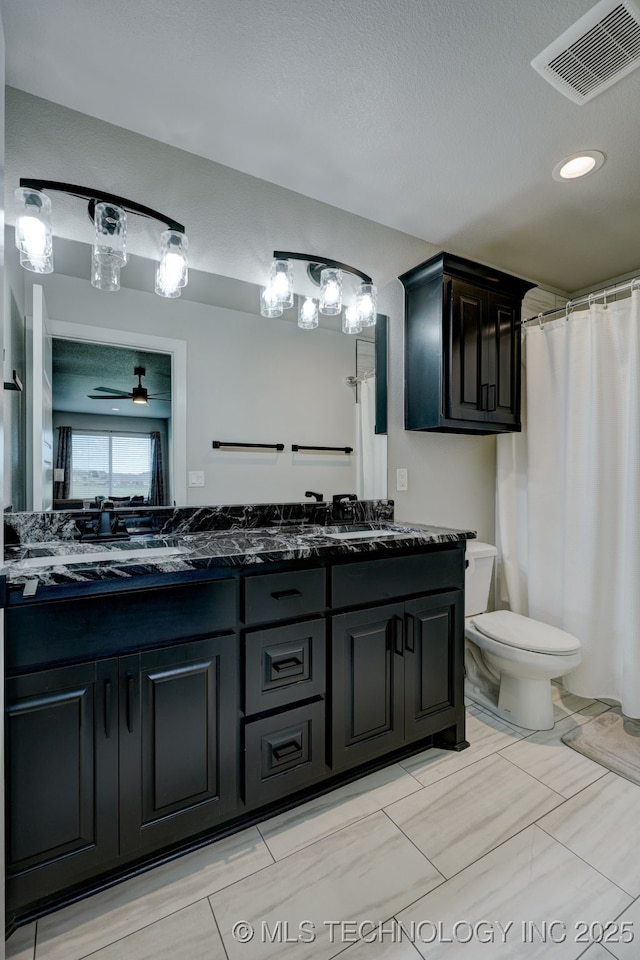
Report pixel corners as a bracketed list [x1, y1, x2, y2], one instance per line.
[464, 542, 582, 730]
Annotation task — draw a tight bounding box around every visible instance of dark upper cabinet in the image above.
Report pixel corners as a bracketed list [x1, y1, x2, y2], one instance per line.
[400, 252, 536, 434]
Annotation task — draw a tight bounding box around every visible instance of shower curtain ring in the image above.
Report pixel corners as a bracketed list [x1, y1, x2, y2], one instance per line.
[603, 290, 608, 309]
[538, 312, 544, 329]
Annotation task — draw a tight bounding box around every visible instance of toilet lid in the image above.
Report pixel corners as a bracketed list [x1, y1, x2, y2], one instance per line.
[470, 611, 581, 654]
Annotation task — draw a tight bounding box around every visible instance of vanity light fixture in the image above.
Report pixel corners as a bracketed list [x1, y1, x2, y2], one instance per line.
[15, 179, 189, 298]
[260, 251, 377, 334]
[552, 150, 606, 181]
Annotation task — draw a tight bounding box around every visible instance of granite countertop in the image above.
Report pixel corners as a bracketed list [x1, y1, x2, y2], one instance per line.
[1, 520, 476, 590]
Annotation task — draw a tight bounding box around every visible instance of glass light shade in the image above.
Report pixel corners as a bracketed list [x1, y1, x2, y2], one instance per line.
[356, 282, 377, 326]
[319, 268, 342, 316]
[298, 296, 319, 329]
[93, 201, 127, 266]
[156, 229, 188, 298]
[342, 305, 362, 334]
[91, 252, 121, 292]
[15, 187, 54, 273]
[260, 284, 284, 317]
[269, 259, 294, 308]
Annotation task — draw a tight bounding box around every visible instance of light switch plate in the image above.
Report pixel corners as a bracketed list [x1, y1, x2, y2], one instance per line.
[188, 471, 205, 487]
[396, 468, 408, 491]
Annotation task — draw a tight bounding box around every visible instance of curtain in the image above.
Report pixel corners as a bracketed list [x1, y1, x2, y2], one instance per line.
[53, 425, 72, 500]
[356, 376, 388, 500]
[149, 431, 165, 505]
[497, 291, 640, 717]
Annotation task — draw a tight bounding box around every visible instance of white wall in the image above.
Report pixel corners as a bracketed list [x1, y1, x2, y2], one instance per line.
[37, 274, 361, 505]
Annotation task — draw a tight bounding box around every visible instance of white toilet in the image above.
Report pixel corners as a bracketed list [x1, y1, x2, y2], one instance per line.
[464, 541, 582, 730]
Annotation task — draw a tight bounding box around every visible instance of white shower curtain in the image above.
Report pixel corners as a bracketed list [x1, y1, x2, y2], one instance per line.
[356, 376, 387, 500]
[497, 290, 640, 718]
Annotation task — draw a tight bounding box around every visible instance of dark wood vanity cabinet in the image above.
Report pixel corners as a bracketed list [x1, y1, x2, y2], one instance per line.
[331, 591, 463, 770]
[4, 542, 467, 922]
[400, 252, 535, 434]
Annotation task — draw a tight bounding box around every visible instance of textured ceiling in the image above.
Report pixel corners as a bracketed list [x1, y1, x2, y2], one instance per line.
[4, 0, 640, 291]
[52, 339, 172, 418]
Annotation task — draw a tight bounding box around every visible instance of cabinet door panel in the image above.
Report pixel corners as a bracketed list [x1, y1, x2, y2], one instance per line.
[448, 280, 486, 421]
[488, 294, 521, 426]
[404, 591, 463, 741]
[120, 634, 238, 854]
[5, 660, 118, 911]
[331, 603, 404, 770]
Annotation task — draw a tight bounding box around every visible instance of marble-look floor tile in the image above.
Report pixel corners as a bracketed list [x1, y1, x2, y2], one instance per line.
[539, 773, 640, 897]
[552, 685, 604, 722]
[210, 811, 444, 960]
[397, 825, 632, 960]
[36, 826, 273, 960]
[399, 705, 525, 787]
[499, 714, 609, 797]
[73, 900, 223, 960]
[385, 753, 563, 878]
[6, 923, 36, 960]
[590, 895, 640, 959]
[260, 764, 422, 861]
[337, 934, 423, 960]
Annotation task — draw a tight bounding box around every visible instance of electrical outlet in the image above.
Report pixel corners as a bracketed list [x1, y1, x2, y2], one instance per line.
[188, 471, 205, 487]
[396, 468, 408, 492]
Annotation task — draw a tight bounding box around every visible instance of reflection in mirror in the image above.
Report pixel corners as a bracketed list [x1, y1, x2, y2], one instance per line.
[4, 233, 387, 512]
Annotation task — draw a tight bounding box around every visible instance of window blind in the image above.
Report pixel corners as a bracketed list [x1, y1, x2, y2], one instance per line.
[71, 432, 153, 499]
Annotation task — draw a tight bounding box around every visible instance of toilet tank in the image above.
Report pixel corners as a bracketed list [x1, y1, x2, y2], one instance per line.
[465, 541, 498, 616]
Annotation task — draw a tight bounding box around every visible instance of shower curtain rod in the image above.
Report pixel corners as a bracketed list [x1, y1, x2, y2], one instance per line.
[523, 275, 640, 325]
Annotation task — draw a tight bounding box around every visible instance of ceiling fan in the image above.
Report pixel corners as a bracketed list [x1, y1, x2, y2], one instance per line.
[88, 366, 170, 405]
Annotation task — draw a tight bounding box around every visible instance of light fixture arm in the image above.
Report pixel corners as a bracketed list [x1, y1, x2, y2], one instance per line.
[273, 250, 372, 285]
[19, 178, 185, 233]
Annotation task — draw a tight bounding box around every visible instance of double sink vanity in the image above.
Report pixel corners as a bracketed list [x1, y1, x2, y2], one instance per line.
[2, 499, 474, 929]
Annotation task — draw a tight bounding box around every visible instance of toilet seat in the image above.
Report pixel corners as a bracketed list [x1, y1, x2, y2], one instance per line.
[470, 610, 580, 656]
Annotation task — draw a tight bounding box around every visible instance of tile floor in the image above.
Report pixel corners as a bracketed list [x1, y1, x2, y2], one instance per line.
[8, 685, 640, 960]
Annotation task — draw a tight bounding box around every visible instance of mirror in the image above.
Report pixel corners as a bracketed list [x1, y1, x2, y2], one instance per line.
[4, 234, 387, 512]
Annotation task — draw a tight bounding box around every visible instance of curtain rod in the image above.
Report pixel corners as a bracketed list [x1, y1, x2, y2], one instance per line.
[524, 275, 640, 325]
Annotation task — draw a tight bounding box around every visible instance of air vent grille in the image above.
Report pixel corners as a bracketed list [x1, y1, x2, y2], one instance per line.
[532, 0, 640, 103]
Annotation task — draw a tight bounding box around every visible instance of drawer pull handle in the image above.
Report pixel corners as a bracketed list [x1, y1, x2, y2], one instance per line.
[393, 615, 404, 656]
[273, 656, 303, 673]
[405, 613, 415, 653]
[104, 679, 112, 738]
[272, 738, 302, 761]
[126, 675, 135, 733]
[271, 588, 303, 600]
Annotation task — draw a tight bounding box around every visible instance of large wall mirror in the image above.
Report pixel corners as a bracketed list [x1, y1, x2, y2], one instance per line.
[4, 234, 387, 513]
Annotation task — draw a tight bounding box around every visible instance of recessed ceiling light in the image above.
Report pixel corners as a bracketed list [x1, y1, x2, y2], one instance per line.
[112, 407, 119, 411]
[552, 150, 606, 181]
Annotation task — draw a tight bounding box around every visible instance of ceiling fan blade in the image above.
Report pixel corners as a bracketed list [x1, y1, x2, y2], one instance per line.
[92, 386, 132, 396]
[147, 396, 172, 401]
[87, 393, 134, 399]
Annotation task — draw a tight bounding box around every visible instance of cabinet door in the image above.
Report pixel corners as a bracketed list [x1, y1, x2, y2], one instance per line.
[5, 659, 119, 910]
[484, 292, 521, 427]
[119, 634, 239, 855]
[331, 602, 404, 771]
[447, 279, 488, 423]
[404, 591, 463, 742]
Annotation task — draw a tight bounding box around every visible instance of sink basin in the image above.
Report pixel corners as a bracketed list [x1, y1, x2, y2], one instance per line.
[325, 529, 410, 541]
[17, 545, 185, 568]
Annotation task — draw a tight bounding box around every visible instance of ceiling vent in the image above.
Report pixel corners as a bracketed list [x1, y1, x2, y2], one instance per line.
[531, 0, 640, 103]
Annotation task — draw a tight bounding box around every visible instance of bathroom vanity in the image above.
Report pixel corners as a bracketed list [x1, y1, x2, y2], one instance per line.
[2, 503, 473, 927]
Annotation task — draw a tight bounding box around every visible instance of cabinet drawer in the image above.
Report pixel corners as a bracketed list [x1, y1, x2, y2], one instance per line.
[244, 700, 326, 806]
[245, 619, 326, 715]
[5, 579, 237, 673]
[331, 548, 463, 609]
[243, 568, 325, 625]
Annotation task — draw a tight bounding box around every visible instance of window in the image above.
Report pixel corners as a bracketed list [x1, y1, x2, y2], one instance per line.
[70, 432, 153, 499]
